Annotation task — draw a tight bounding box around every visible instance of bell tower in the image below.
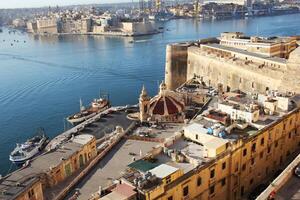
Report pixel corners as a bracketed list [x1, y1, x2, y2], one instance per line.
[139, 85, 150, 122]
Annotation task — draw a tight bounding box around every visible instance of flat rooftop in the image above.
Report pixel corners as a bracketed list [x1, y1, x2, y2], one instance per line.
[0, 134, 94, 200]
[67, 139, 160, 200]
[200, 43, 287, 64]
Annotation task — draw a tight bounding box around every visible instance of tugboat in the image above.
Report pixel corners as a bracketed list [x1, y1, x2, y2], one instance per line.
[9, 128, 49, 164]
[67, 97, 110, 125]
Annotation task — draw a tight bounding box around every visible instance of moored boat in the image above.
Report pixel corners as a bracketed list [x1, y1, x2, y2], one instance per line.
[9, 128, 49, 164]
[67, 97, 110, 125]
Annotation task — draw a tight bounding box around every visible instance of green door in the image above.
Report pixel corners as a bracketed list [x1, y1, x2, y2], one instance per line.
[65, 163, 72, 177]
[79, 154, 84, 167]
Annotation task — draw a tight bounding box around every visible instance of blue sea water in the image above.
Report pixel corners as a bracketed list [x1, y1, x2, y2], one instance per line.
[0, 14, 300, 175]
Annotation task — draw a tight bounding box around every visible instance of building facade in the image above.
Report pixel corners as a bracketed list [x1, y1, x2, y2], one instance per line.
[133, 99, 300, 200]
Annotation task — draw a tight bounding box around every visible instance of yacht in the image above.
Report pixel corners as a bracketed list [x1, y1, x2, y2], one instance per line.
[9, 129, 49, 164]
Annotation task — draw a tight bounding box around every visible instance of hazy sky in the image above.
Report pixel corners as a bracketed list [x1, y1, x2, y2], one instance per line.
[0, 0, 125, 9]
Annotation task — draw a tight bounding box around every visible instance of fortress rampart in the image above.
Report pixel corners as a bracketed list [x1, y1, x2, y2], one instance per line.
[165, 33, 300, 93]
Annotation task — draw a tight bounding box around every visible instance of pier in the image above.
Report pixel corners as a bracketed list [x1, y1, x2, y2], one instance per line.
[0, 105, 138, 200]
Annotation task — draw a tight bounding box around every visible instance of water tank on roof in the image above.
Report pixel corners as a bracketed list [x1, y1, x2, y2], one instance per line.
[219, 131, 226, 138]
[207, 128, 213, 134]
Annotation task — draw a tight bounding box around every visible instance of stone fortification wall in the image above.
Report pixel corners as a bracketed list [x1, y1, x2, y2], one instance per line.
[280, 47, 300, 93]
[165, 43, 189, 90]
[165, 41, 300, 94]
[120, 21, 156, 35]
[186, 47, 285, 93]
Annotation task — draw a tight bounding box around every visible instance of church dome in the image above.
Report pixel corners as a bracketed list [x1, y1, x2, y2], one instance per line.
[148, 82, 184, 116]
[150, 95, 184, 115]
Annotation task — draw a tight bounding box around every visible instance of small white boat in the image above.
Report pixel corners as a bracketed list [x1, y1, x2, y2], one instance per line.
[67, 98, 110, 125]
[9, 128, 49, 164]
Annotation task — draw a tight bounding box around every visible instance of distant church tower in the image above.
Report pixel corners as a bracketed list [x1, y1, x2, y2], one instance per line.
[139, 85, 150, 122]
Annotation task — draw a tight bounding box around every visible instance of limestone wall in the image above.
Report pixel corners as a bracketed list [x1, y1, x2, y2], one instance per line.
[280, 47, 300, 93]
[164, 42, 300, 93]
[165, 43, 189, 90]
[120, 21, 156, 35]
[187, 47, 285, 93]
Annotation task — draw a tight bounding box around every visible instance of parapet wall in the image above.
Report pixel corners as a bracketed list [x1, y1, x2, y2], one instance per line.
[187, 47, 284, 93]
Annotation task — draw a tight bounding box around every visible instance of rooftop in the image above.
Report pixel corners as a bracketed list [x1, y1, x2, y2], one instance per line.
[67, 139, 160, 200]
[149, 164, 179, 179]
[0, 134, 94, 200]
[200, 43, 287, 64]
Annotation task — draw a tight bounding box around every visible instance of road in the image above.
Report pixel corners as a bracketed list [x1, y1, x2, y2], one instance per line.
[276, 175, 300, 200]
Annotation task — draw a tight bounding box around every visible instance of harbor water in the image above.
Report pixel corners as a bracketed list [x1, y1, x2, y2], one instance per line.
[0, 14, 300, 175]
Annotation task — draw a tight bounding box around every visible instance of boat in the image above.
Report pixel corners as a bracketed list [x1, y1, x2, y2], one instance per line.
[67, 97, 110, 125]
[9, 128, 49, 164]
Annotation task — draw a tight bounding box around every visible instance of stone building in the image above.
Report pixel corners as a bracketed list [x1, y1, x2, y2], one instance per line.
[165, 32, 300, 94]
[36, 18, 60, 34]
[0, 134, 97, 200]
[139, 82, 185, 123]
[122, 90, 300, 200]
[219, 32, 298, 58]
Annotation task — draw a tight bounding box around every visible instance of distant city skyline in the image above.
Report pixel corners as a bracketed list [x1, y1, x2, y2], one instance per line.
[0, 0, 128, 9]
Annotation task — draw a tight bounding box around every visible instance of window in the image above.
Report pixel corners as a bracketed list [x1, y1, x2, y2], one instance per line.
[168, 196, 173, 200]
[210, 169, 215, 178]
[283, 124, 286, 131]
[222, 162, 226, 170]
[275, 141, 278, 148]
[243, 149, 247, 156]
[251, 143, 256, 152]
[221, 178, 226, 186]
[209, 185, 215, 195]
[289, 132, 292, 139]
[242, 164, 246, 171]
[197, 177, 202, 186]
[241, 186, 245, 196]
[260, 152, 264, 159]
[267, 146, 271, 154]
[250, 178, 254, 185]
[261, 138, 265, 145]
[251, 158, 255, 165]
[183, 186, 189, 196]
[166, 175, 171, 184]
[28, 189, 35, 199]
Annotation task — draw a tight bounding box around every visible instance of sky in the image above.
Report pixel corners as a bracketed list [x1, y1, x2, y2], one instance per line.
[0, 0, 124, 9]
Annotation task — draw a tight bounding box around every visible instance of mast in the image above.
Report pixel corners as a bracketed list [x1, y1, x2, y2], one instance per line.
[80, 98, 85, 111]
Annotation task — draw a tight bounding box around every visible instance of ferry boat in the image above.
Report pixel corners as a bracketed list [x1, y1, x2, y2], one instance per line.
[67, 97, 110, 125]
[9, 129, 49, 164]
